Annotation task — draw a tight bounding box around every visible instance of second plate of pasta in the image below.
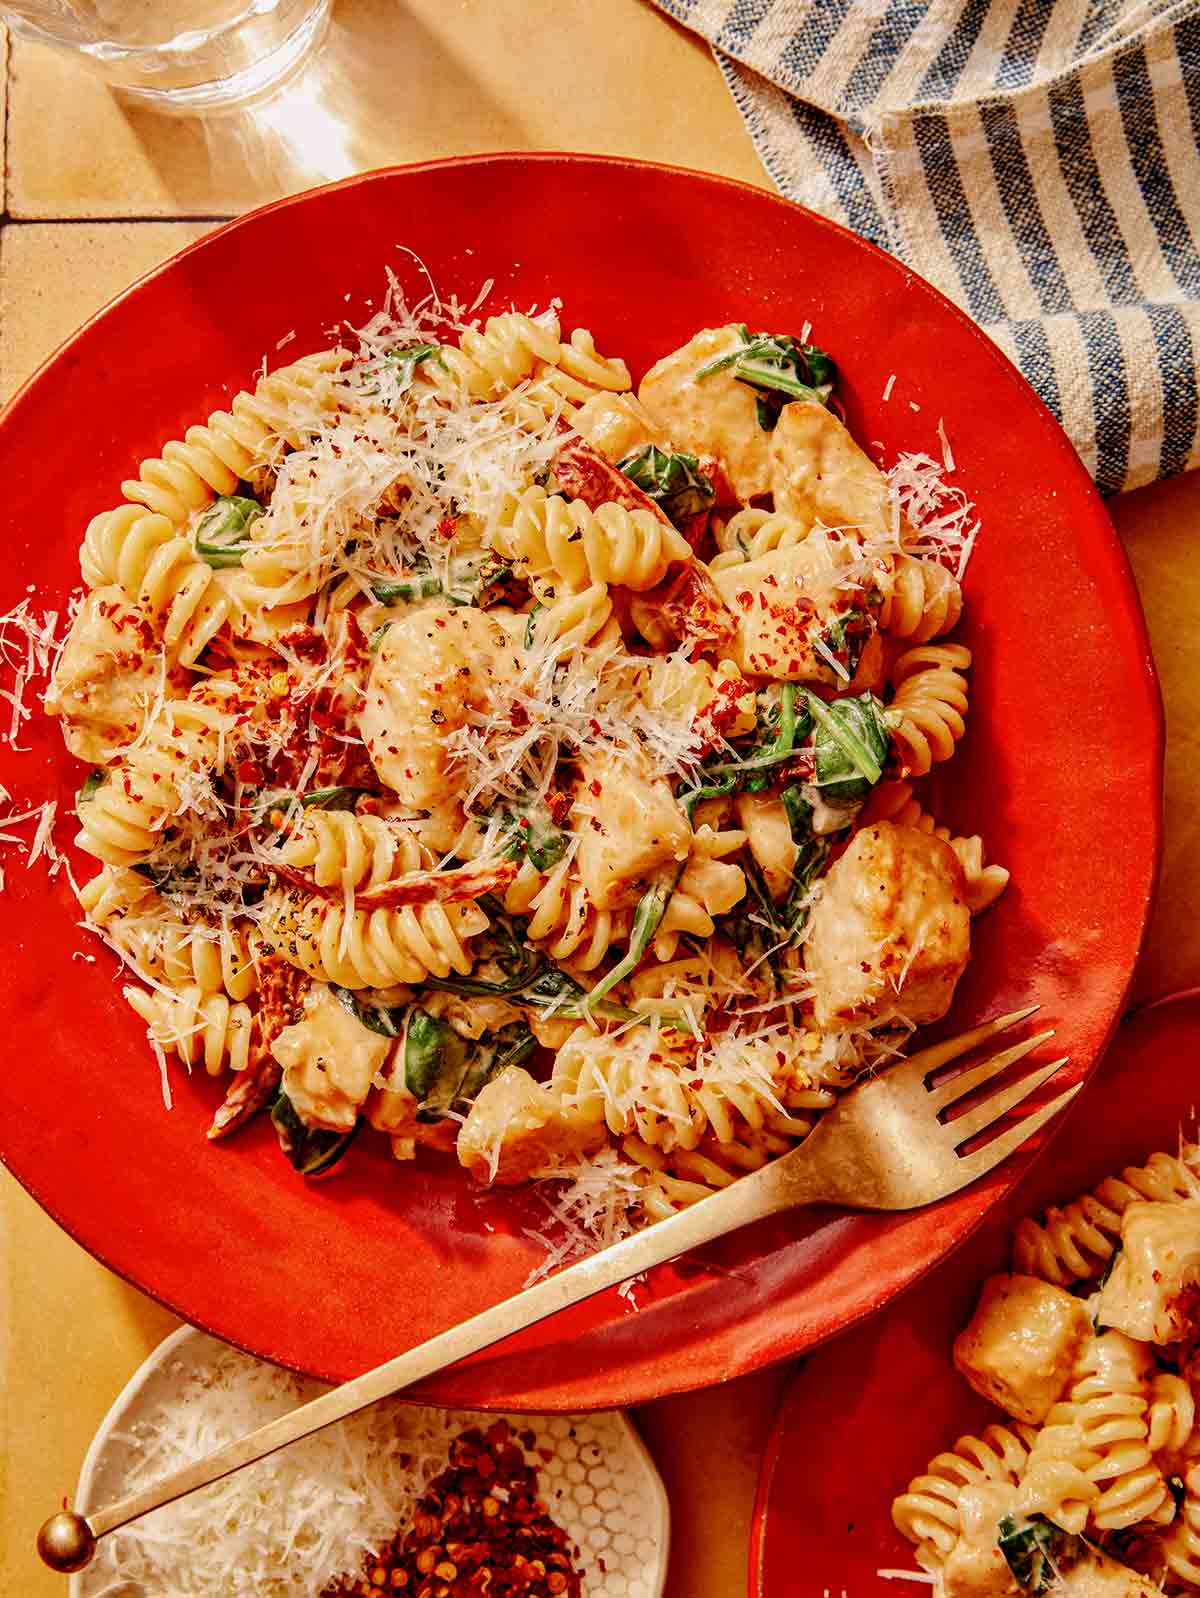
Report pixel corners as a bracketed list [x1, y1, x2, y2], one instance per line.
[751, 989, 1200, 1596]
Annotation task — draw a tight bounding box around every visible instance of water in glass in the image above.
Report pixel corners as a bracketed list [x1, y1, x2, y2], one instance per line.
[1, 0, 331, 110]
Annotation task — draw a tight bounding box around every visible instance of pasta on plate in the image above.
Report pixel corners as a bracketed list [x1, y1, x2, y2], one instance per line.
[893, 1147, 1200, 1596]
[45, 277, 1003, 1241]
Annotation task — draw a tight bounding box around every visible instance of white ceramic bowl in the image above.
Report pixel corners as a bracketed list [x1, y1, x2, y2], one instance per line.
[72, 1324, 670, 1598]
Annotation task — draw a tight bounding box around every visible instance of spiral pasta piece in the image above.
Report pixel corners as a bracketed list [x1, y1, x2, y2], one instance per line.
[891, 1424, 1036, 1568]
[1012, 1149, 1200, 1286]
[76, 864, 156, 925]
[76, 696, 231, 866]
[888, 643, 971, 777]
[530, 327, 632, 411]
[1147, 1370, 1196, 1457]
[118, 350, 350, 524]
[860, 782, 1008, 914]
[124, 982, 254, 1076]
[1068, 1331, 1170, 1530]
[654, 825, 747, 959]
[879, 554, 964, 643]
[507, 858, 626, 971]
[709, 508, 812, 570]
[552, 1030, 811, 1164]
[259, 885, 489, 990]
[624, 1137, 726, 1220]
[1015, 1405, 1101, 1535]
[107, 909, 261, 1002]
[528, 583, 616, 660]
[491, 486, 691, 593]
[280, 811, 429, 890]
[1162, 1468, 1200, 1586]
[433, 312, 563, 402]
[80, 506, 230, 666]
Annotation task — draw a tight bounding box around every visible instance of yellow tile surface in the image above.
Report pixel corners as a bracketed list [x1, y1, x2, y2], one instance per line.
[7, 0, 767, 219]
[1110, 472, 1200, 1005]
[1, 25, 9, 214]
[0, 222, 216, 398]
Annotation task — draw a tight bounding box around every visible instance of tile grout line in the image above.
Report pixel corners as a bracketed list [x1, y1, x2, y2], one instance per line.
[3, 214, 238, 226]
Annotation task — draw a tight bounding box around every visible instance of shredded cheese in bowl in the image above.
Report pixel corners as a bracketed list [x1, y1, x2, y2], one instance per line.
[74, 1328, 669, 1598]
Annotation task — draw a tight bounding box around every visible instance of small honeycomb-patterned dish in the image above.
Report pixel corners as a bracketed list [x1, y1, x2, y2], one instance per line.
[71, 1325, 669, 1598]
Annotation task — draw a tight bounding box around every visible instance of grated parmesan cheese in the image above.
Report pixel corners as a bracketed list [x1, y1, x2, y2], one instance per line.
[89, 1345, 469, 1598]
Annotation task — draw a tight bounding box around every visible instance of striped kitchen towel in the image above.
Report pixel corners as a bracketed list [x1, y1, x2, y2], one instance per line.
[649, 0, 1200, 495]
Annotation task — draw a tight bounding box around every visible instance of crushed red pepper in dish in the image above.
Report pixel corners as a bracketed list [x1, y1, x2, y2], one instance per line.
[322, 1420, 585, 1598]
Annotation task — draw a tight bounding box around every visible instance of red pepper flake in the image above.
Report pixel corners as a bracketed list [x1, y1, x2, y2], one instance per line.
[321, 1422, 584, 1597]
[236, 760, 263, 786]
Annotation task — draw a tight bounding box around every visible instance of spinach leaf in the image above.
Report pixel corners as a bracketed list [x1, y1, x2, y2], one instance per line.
[617, 445, 714, 524]
[365, 343, 441, 406]
[693, 684, 811, 790]
[256, 785, 374, 830]
[332, 985, 405, 1038]
[778, 785, 833, 932]
[269, 1090, 358, 1177]
[77, 768, 107, 806]
[489, 794, 568, 873]
[583, 867, 682, 1009]
[372, 549, 509, 608]
[818, 606, 872, 679]
[386, 343, 440, 384]
[422, 898, 545, 997]
[997, 1516, 1080, 1594]
[301, 786, 373, 811]
[132, 860, 198, 893]
[696, 329, 838, 431]
[195, 494, 264, 569]
[681, 770, 739, 822]
[804, 691, 888, 801]
[404, 1007, 535, 1122]
[520, 965, 644, 1024]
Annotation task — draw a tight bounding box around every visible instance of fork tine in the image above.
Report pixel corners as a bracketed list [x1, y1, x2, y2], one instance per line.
[948, 1056, 1070, 1143]
[927, 1029, 1057, 1111]
[953, 1079, 1081, 1181]
[902, 1005, 1041, 1079]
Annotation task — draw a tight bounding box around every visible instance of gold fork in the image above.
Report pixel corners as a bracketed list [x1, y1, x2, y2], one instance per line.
[38, 1004, 1074, 1572]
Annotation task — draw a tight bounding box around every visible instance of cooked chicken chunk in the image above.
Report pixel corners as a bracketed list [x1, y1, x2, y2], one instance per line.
[711, 532, 873, 684]
[271, 986, 390, 1132]
[637, 325, 772, 502]
[803, 822, 970, 1029]
[457, 1066, 606, 1185]
[953, 1274, 1091, 1425]
[769, 399, 894, 537]
[573, 749, 692, 910]
[44, 586, 187, 763]
[359, 604, 520, 807]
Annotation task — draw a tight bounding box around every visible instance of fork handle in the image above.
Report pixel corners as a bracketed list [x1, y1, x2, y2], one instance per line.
[82, 1152, 812, 1545]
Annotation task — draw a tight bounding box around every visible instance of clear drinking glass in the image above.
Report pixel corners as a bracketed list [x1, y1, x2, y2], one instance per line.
[0, 0, 332, 112]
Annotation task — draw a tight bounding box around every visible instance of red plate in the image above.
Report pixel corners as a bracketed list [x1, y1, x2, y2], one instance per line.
[0, 156, 1162, 1407]
[750, 989, 1200, 1595]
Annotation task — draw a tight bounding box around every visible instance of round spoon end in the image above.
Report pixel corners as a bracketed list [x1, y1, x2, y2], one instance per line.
[37, 1509, 96, 1572]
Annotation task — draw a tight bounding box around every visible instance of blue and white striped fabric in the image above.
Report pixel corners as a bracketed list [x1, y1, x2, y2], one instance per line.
[649, 0, 1200, 494]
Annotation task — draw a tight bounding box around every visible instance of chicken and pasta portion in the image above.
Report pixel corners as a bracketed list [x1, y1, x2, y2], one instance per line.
[893, 1147, 1200, 1596]
[47, 284, 1001, 1233]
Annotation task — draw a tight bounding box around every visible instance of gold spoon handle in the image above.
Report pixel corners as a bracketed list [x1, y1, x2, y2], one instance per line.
[39, 1155, 799, 1569]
